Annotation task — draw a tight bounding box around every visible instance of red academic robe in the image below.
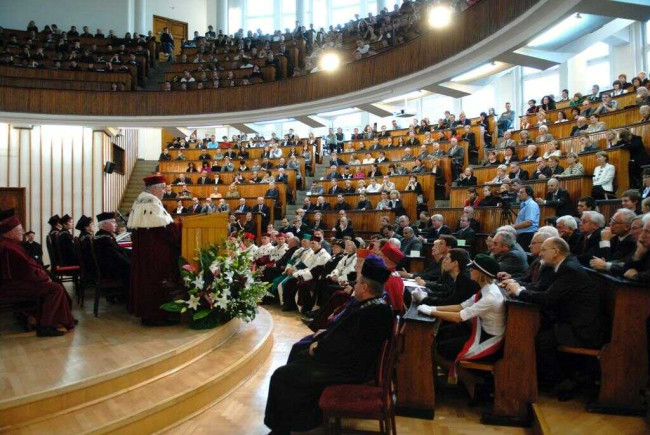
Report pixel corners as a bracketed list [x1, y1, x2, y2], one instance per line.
[0, 237, 75, 328]
[128, 223, 181, 321]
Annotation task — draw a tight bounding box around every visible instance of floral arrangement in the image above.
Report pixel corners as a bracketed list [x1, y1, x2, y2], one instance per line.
[161, 236, 270, 329]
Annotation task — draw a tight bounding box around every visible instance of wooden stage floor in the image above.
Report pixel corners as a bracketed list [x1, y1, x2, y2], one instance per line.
[1, 295, 647, 434]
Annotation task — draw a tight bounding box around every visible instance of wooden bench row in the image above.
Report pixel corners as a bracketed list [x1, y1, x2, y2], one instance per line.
[166, 198, 277, 225]
[159, 169, 298, 192]
[159, 157, 306, 182]
[0, 64, 132, 90]
[164, 145, 316, 169]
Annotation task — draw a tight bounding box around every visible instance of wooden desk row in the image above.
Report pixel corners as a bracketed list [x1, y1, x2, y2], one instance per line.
[166, 198, 276, 225]
[324, 159, 450, 200]
[304, 191, 418, 220]
[449, 176, 592, 208]
[164, 64, 277, 82]
[302, 210, 397, 233]
[160, 169, 298, 192]
[528, 91, 636, 124]
[472, 147, 630, 195]
[507, 106, 642, 145]
[165, 146, 315, 170]
[159, 158, 306, 183]
[0, 64, 133, 90]
[432, 205, 556, 236]
[169, 182, 286, 201]
[333, 139, 469, 171]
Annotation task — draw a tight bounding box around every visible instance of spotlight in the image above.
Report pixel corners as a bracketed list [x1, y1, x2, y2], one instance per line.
[320, 52, 341, 72]
[429, 2, 454, 28]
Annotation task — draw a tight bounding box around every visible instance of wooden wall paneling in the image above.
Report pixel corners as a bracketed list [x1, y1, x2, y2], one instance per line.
[0, 0, 538, 116]
[7, 126, 19, 187]
[0, 123, 8, 187]
[93, 131, 104, 229]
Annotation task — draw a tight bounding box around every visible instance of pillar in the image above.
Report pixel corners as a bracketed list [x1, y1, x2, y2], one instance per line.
[377, 0, 387, 13]
[296, 0, 306, 25]
[134, 0, 147, 35]
[217, 0, 229, 34]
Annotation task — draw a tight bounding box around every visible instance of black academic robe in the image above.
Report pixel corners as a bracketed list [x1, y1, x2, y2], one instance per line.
[22, 241, 44, 266]
[57, 229, 78, 266]
[94, 229, 131, 290]
[264, 298, 393, 432]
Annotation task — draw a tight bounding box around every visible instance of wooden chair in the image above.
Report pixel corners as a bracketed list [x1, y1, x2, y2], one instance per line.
[88, 237, 126, 317]
[319, 317, 400, 434]
[73, 237, 97, 307]
[45, 234, 80, 296]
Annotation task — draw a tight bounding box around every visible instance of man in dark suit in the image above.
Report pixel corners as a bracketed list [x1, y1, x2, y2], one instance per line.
[576, 211, 604, 265]
[615, 129, 648, 188]
[537, 178, 575, 217]
[453, 215, 476, 255]
[368, 139, 383, 150]
[22, 230, 44, 266]
[490, 230, 528, 279]
[314, 196, 331, 211]
[411, 249, 479, 306]
[422, 214, 452, 243]
[173, 174, 192, 185]
[333, 194, 350, 211]
[508, 162, 530, 181]
[328, 152, 346, 167]
[301, 197, 316, 212]
[505, 238, 602, 395]
[327, 180, 340, 195]
[265, 182, 281, 204]
[355, 193, 372, 210]
[196, 171, 213, 185]
[94, 212, 131, 292]
[589, 209, 638, 272]
[254, 197, 271, 228]
[556, 215, 584, 255]
[163, 185, 177, 199]
[189, 197, 204, 214]
[234, 198, 251, 213]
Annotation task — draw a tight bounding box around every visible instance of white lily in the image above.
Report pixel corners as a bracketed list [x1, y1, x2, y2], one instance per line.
[187, 294, 201, 311]
[193, 275, 205, 290]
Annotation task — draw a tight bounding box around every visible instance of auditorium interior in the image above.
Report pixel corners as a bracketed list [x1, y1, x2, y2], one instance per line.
[2, 0, 650, 433]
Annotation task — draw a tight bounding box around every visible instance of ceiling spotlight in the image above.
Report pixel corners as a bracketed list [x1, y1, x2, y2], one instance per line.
[320, 52, 341, 72]
[429, 2, 454, 28]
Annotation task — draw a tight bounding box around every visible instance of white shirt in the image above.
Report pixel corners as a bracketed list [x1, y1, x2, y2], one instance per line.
[460, 283, 505, 336]
[366, 184, 381, 193]
[593, 163, 615, 192]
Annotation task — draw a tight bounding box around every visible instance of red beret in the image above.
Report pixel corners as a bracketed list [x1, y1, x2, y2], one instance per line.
[0, 215, 22, 234]
[245, 232, 256, 240]
[381, 242, 404, 264]
[144, 175, 166, 186]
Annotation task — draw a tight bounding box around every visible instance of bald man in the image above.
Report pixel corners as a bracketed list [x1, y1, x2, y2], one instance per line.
[536, 178, 575, 217]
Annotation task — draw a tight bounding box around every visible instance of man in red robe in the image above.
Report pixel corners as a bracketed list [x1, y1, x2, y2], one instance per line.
[127, 175, 182, 326]
[0, 210, 75, 336]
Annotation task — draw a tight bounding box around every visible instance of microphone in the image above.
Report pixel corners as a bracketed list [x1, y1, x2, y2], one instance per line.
[116, 210, 128, 226]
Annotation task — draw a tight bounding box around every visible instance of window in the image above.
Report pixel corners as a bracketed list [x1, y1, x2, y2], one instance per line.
[112, 144, 125, 174]
[246, 0, 276, 34]
[583, 42, 610, 91]
[461, 85, 495, 118]
[646, 20, 650, 72]
[522, 66, 559, 111]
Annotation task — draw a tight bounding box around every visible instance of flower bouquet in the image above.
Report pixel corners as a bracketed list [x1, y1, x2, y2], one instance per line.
[161, 236, 270, 329]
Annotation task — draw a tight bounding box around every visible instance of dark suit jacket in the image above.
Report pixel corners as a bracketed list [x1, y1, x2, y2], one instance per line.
[456, 176, 477, 186]
[334, 202, 351, 211]
[448, 145, 464, 162]
[545, 189, 575, 217]
[597, 234, 637, 262]
[616, 135, 648, 165]
[314, 202, 331, 211]
[454, 227, 476, 253]
[327, 186, 340, 194]
[422, 270, 480, 306]
[355, 200, 372, 210]
[509, 169, 529, 181]
[197, 177, 213, 185]
[234, 204, 251, 213]
[564, 229, 584, 255]
[189, 204, 204, 213]
[334, 225, 355, 239]
[577, 228, 602, 265]
[518, 255, 602, 347]
[425, 225, 452, 242]
[494, 248, 528, 279]
[265, 188, 280, 202]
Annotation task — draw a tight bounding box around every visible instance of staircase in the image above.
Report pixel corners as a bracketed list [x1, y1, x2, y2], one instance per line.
[119, 160, 159, 215]
[144, 62, 171, 91]
[275, 158, 325, 226]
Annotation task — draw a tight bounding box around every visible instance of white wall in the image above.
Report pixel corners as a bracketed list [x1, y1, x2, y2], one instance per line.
[0, 0, 132, 35]
[0, 123, 138, 263]
[137, 128, 163, 160]
[146, 0, 209, 36]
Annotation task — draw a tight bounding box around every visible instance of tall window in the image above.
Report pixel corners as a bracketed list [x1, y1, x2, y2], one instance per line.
[461, 85, 495, 118]
[246, 0, 276, 34]
[522, 66, 559, 110]
[646, 20, 650, 72]
[331, 0, 361, 27]
[582, 42, 610, 91]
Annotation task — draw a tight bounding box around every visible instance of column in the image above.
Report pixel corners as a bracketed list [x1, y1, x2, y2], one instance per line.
[217, 0, 229, 34]
[377, 0, 387, 13]
[296, 0, 306, 25]
[134, 0, 147, 34]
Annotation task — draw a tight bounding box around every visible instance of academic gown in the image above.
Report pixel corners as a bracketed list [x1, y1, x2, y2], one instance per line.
[57, 229, 78, 266]
[127, 191, 182, 322]
[264, 298, 393, 432]
[22, 240, 44, 266]
[0, 238, 74, 328]
[94, 229, 131, 291]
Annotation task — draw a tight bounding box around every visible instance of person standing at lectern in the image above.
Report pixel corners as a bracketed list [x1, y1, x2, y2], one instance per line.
[127, 175, 181, 326]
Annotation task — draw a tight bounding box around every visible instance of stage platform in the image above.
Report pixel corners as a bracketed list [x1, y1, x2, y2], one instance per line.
[0, 300, 273, 434]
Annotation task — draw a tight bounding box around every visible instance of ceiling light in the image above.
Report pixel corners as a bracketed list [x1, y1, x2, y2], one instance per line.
[320, 52, 341, 72]
[429, 2, 454, 28]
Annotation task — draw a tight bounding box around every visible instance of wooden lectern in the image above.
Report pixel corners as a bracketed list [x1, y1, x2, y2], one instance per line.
[180, 213, 229, 267]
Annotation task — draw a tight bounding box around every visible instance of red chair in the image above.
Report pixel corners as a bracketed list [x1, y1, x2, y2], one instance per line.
[319, 317, 400, 434]
[46, 234, 80, 300]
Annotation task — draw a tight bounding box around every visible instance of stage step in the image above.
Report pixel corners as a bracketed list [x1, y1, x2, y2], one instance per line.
[1, 309, 273, 434]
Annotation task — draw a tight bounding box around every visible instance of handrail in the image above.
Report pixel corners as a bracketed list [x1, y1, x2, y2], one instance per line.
[0, 0, 539, 118]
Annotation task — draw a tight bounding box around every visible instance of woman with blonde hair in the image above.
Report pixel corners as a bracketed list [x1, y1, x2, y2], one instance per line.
[558, 152, 585, 177]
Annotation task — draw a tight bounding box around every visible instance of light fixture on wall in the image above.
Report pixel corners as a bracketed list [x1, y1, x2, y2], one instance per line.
[429, 1, 454, 29]
[320, 52, 341, 72]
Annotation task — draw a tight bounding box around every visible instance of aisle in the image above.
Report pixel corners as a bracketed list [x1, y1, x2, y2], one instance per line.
[164, 306, 527, 435]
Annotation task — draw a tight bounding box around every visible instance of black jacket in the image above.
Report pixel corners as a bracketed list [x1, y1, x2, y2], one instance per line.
[421, 270, 480, 306]
[544, 188, 575, 217]
[518, 255, 602, 347]
[93, 229, 130, 282]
